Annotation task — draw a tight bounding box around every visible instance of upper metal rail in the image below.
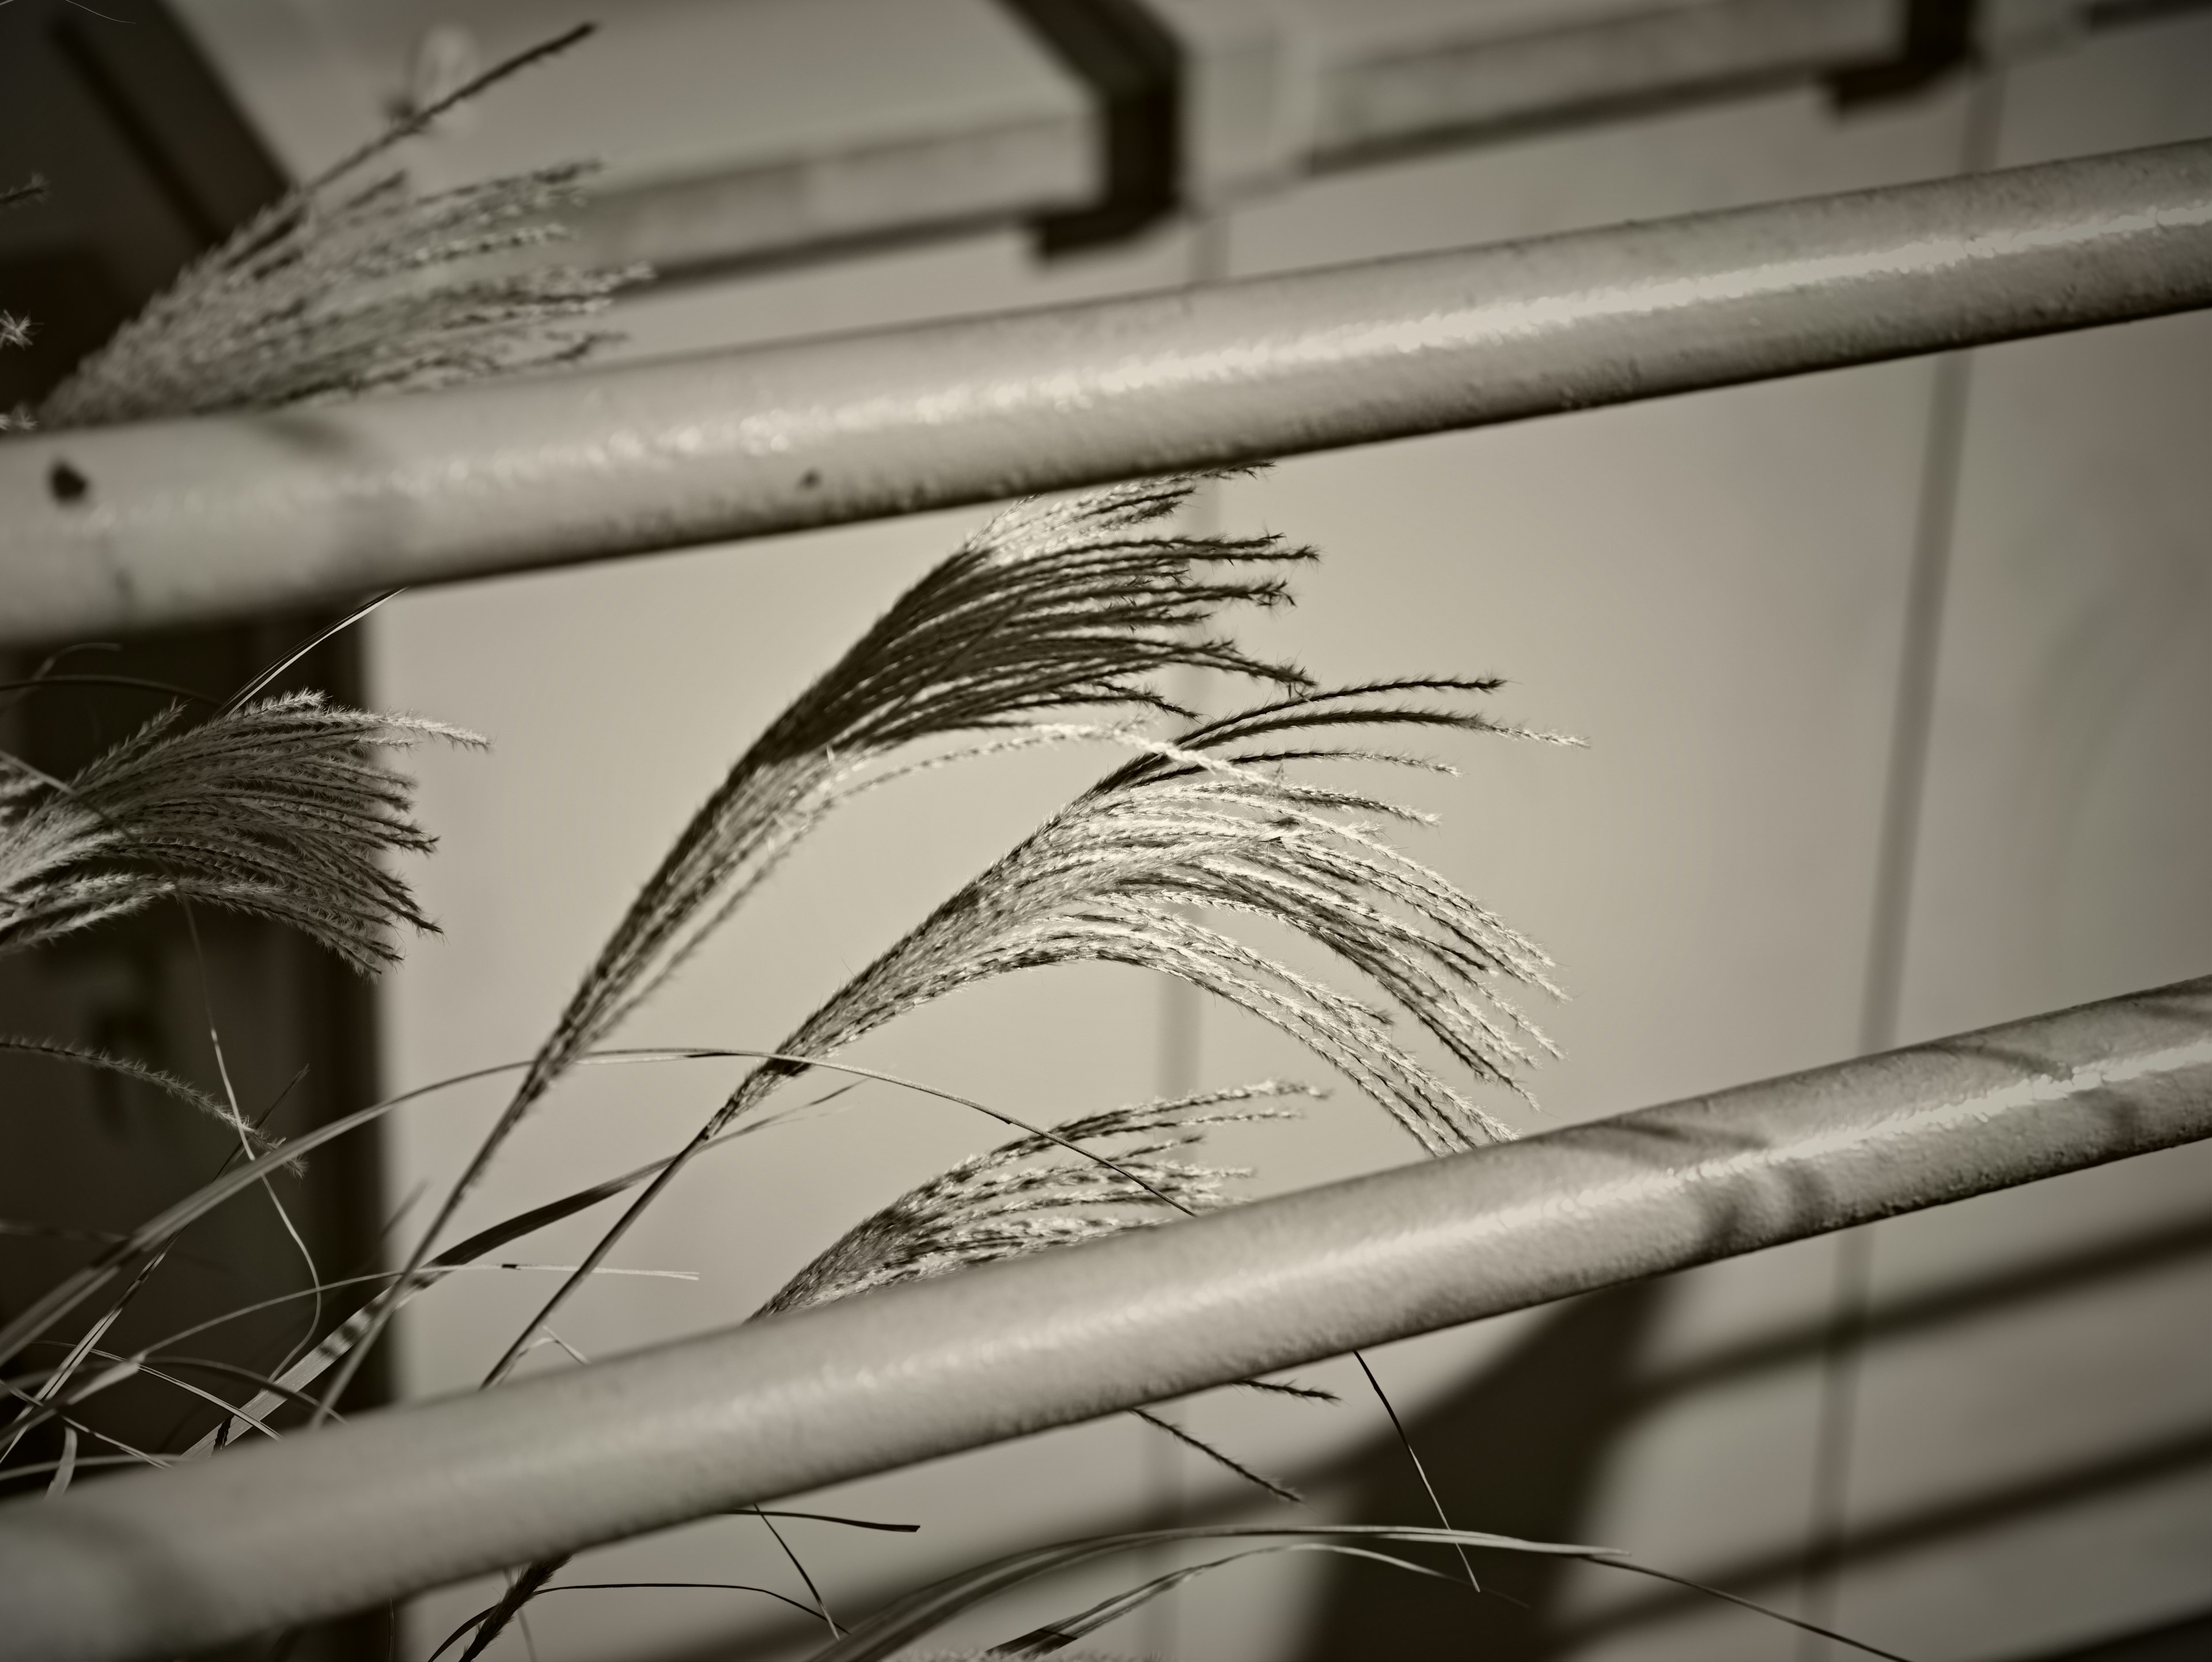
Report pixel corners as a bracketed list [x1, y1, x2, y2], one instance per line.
[5, 137, 2212, 646]
[2, 975, 2207, 1662]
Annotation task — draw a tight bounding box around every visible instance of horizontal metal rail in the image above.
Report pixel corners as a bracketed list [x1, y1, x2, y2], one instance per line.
[2, 975, 2209, 1662]
[5, 138, 2212, 646]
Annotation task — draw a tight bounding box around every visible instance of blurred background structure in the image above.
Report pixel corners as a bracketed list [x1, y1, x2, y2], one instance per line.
[3, 2, 2211, 1659]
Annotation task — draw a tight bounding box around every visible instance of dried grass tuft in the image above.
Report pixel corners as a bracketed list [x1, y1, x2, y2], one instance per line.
[719, 680, 1569, 1156]
[459, 474, 1315, 1194]
[759, 1084, 1312, 1316]
[35, 28, 639, 429]
[0, 692, 479, 974]
[331, 472, 1325, 1421]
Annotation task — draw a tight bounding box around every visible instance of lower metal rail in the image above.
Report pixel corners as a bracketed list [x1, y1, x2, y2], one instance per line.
[1, 976, 2208, 1662]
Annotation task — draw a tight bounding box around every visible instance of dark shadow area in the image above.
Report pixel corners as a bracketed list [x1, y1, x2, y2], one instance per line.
[2002, 1603, 2212, 1661]
[2, 7, 389, 1660]
[673, 1198, 2212, 1662]
[1641, 1205, 2212, 1409]
[1294, 1280, 1669, 1661]
[1552, 1422, 2212, 1650]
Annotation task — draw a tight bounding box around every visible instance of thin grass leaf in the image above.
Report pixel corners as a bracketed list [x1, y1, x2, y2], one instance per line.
[456, 1558, 563, 1662]
[25, 1351, 294, 1449]
[0, 1254, 164, 1464]
[0, 692, 479, 974]
[0, 1056, 548, 1370]
[0, 1262, 680, 1456]
[0, 1046, 817, 1431]
[429, 1580, 829, 1662]
[43, 1426, 76, 1498]
[806, 1523, 1911, 1662]
[0, 675, 218, 706]
[108, 1050, 875, 1449]
[0, 1068, 305, 1460]
[1126, 1406, 1301, 1504]
[442, 1080, 1320, 1658]
[999, 1540, 1461, 1655]
[36, 30, 638, 428]
[745, 1512, 920, 1534]
[0, 1033, 282, 1153]
[803, 1523, 1622, 1662]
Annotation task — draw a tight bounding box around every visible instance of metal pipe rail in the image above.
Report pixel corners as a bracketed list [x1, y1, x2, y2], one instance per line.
[2, 976, 2209, 1662]
[6, 138, 2212, 646]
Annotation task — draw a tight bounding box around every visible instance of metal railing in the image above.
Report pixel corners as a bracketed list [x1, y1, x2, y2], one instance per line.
[1, 976, 2208, 1662]
[5, 132, 2212, 1662]
[3, 136, 2211, 645]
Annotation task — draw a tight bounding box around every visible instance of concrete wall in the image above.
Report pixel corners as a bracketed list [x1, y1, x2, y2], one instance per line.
[368, 13, 2212, 1660]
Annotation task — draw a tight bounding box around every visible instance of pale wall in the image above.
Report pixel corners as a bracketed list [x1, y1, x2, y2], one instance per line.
[372, 15, 2212, 1660]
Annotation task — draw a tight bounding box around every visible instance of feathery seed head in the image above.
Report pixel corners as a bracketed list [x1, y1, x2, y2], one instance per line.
[759, 1084, 1312, 1317]
[509, 474, 1317, 1119]
[733, 680, 1569, 1154]
[0, 692, 480, 972]
[33, 29, 639, 430]
[402, 474, 1330, 1341]
[37, 162, 640, 428]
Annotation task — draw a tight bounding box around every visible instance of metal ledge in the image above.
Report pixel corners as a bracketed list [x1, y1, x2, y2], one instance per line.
[5, 137, 2212, 647]
[1, 975, 2209, 1662]
[1309, 0, 1900, 170]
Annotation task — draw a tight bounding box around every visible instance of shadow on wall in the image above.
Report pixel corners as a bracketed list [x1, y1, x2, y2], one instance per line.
[1295, 1281, 1668, 1661]
[1306, 1205, 2212, 1660]
[681, 1200, 2212, 1661]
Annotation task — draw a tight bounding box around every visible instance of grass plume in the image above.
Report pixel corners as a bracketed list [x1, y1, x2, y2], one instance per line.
[759, 1085, 1312, 1316]
[0, 692, 478, 974]
[717, 681, 1566, 1157]
[520, 476, 1313, 1110]
[457, 487, 1562, 1410]
[322, 472, 1318, 1417]
[35, 27, 639, 430]
[414, 475, 1314, 1243]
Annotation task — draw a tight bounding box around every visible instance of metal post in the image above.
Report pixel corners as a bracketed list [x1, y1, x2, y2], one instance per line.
[2, 975, 2207, 1662]
[5, 138, 2212, 645]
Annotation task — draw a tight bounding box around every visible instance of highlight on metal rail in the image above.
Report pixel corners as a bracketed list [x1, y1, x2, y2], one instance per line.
[3, 136, 2211, 646]
[0, 976, 2208, 1662]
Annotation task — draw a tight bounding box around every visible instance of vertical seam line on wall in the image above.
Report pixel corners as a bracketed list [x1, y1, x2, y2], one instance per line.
[1797, 60, 2010, 1660]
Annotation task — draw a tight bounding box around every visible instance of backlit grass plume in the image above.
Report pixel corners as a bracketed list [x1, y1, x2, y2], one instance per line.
[338, 472, 1319, 1411]
[0, 692, 477, 972]
[759, 1085, 1312, 1317]
[438, 493, 1567, 1409]
[482, 669, 1566, 1387]
[719, 681, 1566, 1157]
[36, 27, 639, 430]
[454, 476, 1312, 1198]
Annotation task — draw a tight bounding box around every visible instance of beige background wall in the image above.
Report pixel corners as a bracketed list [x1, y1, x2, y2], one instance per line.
[361, 13, 2212, 1660]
